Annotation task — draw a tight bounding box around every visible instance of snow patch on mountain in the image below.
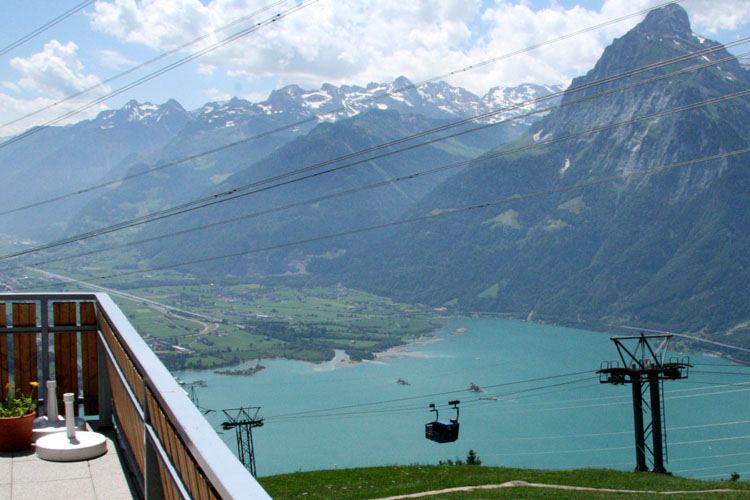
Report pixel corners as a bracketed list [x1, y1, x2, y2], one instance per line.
[216, 77, 566, 128]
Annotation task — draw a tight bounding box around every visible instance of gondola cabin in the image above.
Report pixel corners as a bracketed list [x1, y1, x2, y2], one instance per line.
[425, 419, 459, 443]
[425, 401, 460, 443]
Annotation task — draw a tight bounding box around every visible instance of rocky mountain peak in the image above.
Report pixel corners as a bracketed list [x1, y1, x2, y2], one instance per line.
[636, 4, 691, 37]
[558, 3, 743, 108]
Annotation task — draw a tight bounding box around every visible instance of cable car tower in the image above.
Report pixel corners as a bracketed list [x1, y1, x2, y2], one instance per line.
[221, 407, 264, 476]
[598, 333, 690, 474]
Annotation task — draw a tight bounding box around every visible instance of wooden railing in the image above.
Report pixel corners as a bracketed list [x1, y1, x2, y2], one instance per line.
[0, 293, 272, 500]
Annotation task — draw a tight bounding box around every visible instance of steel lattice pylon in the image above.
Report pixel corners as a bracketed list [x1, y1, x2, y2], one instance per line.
[221, 407, 264, 477]
[598, 333, 690, 474]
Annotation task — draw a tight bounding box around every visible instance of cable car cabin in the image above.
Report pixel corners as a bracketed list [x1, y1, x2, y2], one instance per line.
[425, 419, 459, 443]
[425, 400, 460, 443]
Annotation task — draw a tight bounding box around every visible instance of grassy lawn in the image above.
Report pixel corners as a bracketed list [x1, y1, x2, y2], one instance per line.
[259, 465, 750, 499]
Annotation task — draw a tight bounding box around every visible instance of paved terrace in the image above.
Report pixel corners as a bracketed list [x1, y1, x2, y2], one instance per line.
[1, 433, 135, 500]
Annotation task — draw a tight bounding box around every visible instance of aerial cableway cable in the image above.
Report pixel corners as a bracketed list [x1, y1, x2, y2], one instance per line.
[7, 84, 750, 274]
[252, 378, 750, 422]
[0, 0, 321, 151]
[0, 0, 95, 58]
[12, 145, 750, 292]
[1, 49, 744, 264]
[0, 0, 293, 132]
[621, 325, 750, 354]
[679, 461, 750, 474]
[699, 471, 750, 479]
[479, 433, 750, 459]
[461, 421, 750, 449]
[2, 36, 738, 234]
[271, 383, 750, 423]
[258, 370, 595, 420]
[2, 35, 743, 223]
[8, 69, 750, 276]
[691, 361, 750, 368]
[4, 35, 735, 225]
[671, 451, 750, 463]
[461, 385, 750, 418]
[0, 0, 681, 135]
[692, 370, 750, 377]
[2, 46, 747, 266]
[0, 0, 688, 213]
[263, 376, 599, 422]
[264, 379, 599, 423]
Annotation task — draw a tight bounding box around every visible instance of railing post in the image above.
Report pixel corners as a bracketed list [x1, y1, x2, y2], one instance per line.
[97, 327, 113, 429]
[143, 381, 166, 500]
[40, 298, 50, 403]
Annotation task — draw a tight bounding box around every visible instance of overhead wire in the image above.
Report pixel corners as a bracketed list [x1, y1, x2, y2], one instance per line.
[438, 380, 750, 417]
[0, 0, 690, 217]
[4, 30, 736, 222]
[3, 44, 748, 267]
[621, 325, 750, 354]
[678, 461, 750, 473]
[0, 0, 95, 58]
[459, 420, 750, 446]
[690, 361, 750, 368]
[3, 37, 745, 229]
[494, 380, 750, 413]
[261, 369, 594, 421]
[0, 0, 293, 132]
[262, 377, 599, 422]
[12, 145, 750, 292]
[478, 434, 750, 459]
[693, 370, 750, 377]
[697, 470, 749, 479]
[670, 451, 750, 463]
[0, 0, 321, 151]
[473, 432, 750, 462]
[206, 372, 750, 424]
[6, 1, 749, 471]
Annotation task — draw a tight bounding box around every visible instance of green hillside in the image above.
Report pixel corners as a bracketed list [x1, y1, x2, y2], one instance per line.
[309, 5, 750, 356]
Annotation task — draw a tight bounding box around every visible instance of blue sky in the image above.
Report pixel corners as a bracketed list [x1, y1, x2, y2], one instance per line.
[1, 0, 749, 135]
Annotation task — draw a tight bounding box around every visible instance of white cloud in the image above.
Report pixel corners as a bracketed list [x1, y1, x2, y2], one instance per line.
[87, 0, 750, 99]
[197, 63, 217, 77]
[204, 87, 231, 101]
[1, 81, 20, 93]
[0, 92, 107, 136]
[0, 41, 110, 135]
[97, 49, 139, 70]
[682, 0, 750, 33]
[89, 0, 210, 49]
[10, 40, 103, 98]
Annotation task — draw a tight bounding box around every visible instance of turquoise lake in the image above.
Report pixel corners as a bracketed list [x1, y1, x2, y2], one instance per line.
[174, 318, 750, 480]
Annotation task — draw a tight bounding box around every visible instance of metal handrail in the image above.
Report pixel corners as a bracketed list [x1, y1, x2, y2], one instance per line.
[0, 292, 272, 500]
[95, 293, 272, 499]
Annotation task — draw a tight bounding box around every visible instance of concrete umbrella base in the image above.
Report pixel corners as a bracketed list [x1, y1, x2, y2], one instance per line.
[35, 392, 107, 462]
[35, 431, 107, 462]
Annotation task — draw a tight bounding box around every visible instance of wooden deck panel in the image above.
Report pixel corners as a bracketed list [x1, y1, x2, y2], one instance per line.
[53, 302, 78, 399]
[12, 302, 37, 397]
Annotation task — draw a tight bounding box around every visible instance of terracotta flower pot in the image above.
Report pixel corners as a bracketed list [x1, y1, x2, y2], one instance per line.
[0, 411, 36, 452]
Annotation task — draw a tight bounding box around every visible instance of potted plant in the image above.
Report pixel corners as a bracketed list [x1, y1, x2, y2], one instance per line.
[0, 381, 38, 451]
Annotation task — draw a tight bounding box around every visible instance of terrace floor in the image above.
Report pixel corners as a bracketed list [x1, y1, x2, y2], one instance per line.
[0, 431, 136, 500]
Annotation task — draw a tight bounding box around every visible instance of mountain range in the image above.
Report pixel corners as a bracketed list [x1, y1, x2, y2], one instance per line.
[2, 5, 748, 357]
[0, 76, 561, 240]
[310, 5, 750, 354]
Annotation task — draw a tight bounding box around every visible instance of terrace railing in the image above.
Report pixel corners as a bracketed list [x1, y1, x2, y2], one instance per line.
[0, 293, 272, 500]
